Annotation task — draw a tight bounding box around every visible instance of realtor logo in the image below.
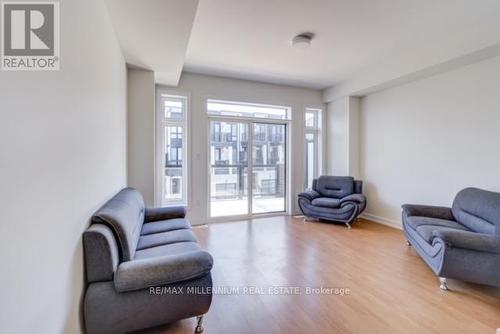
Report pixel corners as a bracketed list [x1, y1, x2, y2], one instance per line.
[1, 1, 59, 70]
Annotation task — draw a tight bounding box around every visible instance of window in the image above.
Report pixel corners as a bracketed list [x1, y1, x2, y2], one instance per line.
[166, 126, 182, 165]
[212, 122, 221, 142]
[207, 99, 291, 120]
[304, 108, 322, 189]
[305, 110, 316, 128]
[207, 100, 288, 217]
[215, 148, 222, 162]
[157, 94, 188, 205]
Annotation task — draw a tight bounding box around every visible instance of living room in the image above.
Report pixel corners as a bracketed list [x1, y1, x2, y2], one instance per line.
[0, 1, 499, 334]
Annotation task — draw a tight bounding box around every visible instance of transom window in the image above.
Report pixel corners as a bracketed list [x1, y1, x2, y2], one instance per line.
[305, 109, 319, 129]
[207, 99, 291, 120]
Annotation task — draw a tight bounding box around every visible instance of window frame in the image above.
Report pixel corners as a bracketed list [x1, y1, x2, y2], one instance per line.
[155, 91, 190, 207]
[207, 99, 292, 121]
[304, 107, 323, 190]
[205, 97, 292, 222]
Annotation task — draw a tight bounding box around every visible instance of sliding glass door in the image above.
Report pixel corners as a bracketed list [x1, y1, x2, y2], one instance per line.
[209, 120, 286, 218]
[209, 121, 249, 217]
[252, 123, 286, 214]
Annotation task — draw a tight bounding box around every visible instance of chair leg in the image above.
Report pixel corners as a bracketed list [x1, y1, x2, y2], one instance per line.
[195, 315, 204, 333]
[439, 277, 449, 291]
[345, 222, 352, 229]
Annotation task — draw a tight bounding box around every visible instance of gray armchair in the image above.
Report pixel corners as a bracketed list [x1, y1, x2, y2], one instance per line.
[298, 176, 367, 228]
[83, 188, 213, 334]
[402, 187, 500, 290]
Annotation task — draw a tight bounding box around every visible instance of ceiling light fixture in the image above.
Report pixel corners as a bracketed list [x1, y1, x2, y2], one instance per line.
[292, 32, 314, 49]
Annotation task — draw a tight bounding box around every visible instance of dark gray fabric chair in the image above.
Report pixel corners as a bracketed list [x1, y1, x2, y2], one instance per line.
[298, 176, 367, 228]
[402, 187, 500, 290]
[83, 188, 213, 334]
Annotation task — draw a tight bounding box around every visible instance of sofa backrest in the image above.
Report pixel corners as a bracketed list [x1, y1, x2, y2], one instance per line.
[452, 188, 500, 235]
[353, 180, 363, 194]
[91, 187, 145, 261]
[314, 176, 354, 199]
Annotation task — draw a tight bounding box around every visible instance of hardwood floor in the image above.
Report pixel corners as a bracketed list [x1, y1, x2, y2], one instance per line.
[140, 216, 500, 334]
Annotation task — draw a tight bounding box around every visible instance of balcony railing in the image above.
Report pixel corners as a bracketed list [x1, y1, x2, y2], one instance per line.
[164, 163, 285, 200]
[210, 163, 285, 199]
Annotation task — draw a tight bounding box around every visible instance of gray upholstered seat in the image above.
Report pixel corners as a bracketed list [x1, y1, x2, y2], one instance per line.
[136, 229, 198, 250]
[298, 176, 367, 227]
[135, 241, 202, 260]
[312, 197, 341, 208]
[83, 188, 213, 334]
[405, 216, 469, 242]
[402, 188, 500, 289]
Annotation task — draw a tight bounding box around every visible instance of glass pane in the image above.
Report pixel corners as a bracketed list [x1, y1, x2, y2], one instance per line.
[162, 96, 184, 120]
[305, 111, 315, 128]
[305, 132, 315, 189]
[207, 100, 290, 120]
[252, 123, 286, 214]
[210, 121, 249, 217]
[165, 126, 183, 202]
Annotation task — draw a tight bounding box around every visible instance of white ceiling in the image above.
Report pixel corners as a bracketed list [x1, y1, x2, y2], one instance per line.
[184, 0, 500, 90]
[106, 0, 500, 95]
[105, 0, 199, 86]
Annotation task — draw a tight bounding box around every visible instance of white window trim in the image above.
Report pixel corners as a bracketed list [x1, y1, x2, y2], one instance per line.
[155, 89, 191, 207]
[207, 98, 292, 121]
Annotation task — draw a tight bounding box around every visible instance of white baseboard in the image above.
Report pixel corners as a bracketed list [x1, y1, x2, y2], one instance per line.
[360, 213, 402, 230]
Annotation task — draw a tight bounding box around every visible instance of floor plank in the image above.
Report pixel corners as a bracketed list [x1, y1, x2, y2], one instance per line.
[140, 217, 500, 334]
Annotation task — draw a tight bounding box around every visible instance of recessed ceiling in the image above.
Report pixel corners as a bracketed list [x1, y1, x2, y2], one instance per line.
[184, 0, 500, 90]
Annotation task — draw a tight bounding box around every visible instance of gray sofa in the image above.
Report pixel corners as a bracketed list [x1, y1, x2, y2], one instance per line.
[83, 188, 213, 334]
[402, 187, 500, 290]
[298, 176, 367, 228]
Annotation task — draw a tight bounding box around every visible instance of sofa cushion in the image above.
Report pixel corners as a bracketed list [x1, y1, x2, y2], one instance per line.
[92, 188, 145, 261]
[136, 229, 198, 250]
[405, 216, 469, 243]
[141, 218, 191, 235]
[311, 197, 341, 208]
[452, 187, 500, 235]
[315, 176, 354, 198]
[134, 241, 202, 260]
[144, 206, 186, 222]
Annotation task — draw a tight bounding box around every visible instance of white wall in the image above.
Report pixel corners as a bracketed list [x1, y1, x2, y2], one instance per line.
[153, 73, 324, 224]
[127, 68, 156, 206]
[348, 97, 361, 179]
[360, 56, 500, 227]
[326, 96, 360, 178]
[0, 0, 127, 333]
[326, 97, 349, 175]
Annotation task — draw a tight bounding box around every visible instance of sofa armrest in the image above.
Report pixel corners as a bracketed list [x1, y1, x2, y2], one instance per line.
[432, 230, 500, 254]
[114, 250, 214, 292]
[340, 194, 366, 204]
[401, 204, 454, 221]
[298, 190, 320, 201]
[145, 206, 187, 222]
